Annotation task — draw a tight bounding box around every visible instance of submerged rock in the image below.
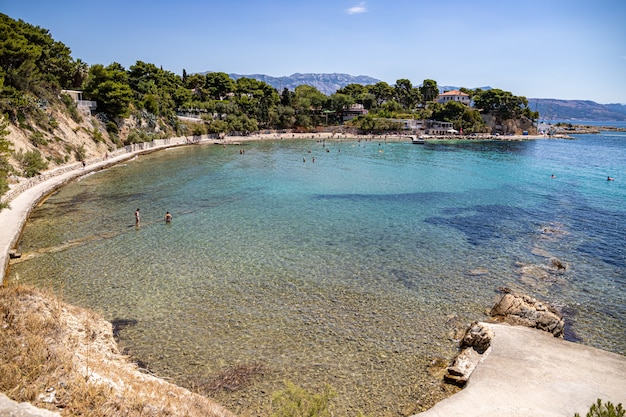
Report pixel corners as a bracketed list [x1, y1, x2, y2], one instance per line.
[489, 293, 564, 337]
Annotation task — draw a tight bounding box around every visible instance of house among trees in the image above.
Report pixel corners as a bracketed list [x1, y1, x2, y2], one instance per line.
[342, 104, 368, 122]
[61, 90, 97, 114]
[437, 89, 471, 106]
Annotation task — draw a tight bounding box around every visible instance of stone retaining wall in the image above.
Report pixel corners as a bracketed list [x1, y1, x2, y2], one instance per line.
[1, 135, 211, 205]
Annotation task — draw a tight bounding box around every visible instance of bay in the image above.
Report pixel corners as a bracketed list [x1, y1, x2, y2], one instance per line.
[9, 133, 626, 416]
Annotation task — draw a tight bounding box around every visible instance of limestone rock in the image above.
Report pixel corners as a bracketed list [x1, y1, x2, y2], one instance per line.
[444, 322, 493, 386]
[0, 393, 60, 417]
[461, 322, 494, 353]
[490, 293, 564, 337]
[444, 346, 483, 386]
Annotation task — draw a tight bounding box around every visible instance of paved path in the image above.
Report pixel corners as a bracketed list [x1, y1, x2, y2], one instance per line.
[413, 322, 626, 417]
[0, 151, 140, 284]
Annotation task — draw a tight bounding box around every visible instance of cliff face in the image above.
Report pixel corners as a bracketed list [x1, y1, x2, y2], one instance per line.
[482, 114, 537, 135]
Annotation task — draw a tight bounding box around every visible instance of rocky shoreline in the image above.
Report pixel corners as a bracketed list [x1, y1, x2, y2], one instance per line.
[443, 291, 565, 386]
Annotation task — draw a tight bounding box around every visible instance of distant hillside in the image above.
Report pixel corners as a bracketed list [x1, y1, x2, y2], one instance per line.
[530, 99, 626, 121]
[226, 73, 381, 95]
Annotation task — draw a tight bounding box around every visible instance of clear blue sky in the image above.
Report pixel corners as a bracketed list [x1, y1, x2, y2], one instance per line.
[3, 0, 625, 103]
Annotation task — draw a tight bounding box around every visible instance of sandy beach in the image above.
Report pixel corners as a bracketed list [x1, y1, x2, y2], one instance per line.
[1, 132, 623, 416]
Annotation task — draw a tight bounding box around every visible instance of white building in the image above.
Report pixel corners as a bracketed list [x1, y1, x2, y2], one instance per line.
[61, 90, 97, 113]
[437, 89, 471, 106]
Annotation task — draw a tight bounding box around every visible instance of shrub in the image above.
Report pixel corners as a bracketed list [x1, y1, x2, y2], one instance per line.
[29, 131, 48, 147]
[60, 93, 83, 123]
[105, 121, 118, 135]
[91, 127, 104, 143]
[575, 399, 625, 417]
[15, 149, 49, 177]
[74, 144, 87, 161]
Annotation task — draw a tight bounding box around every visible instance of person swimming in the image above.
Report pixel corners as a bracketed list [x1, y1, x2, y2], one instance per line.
[607, 176, 615, 181]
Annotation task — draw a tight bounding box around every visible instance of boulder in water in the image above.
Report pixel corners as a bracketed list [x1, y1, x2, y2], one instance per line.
[489, 293, 564, 337]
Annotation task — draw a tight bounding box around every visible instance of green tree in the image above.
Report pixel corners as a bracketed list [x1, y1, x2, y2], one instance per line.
[271, 105, 296, 129]
[432, 100, 466, 123]
[367, 81, 394, 107]
[419, 79, 439, 104]
[575, 399, 624, 417]
[394, 78, 421, 111]
[0, 115, 12, 205]
[474, 88, 533, 120]
[84, 63, 134, 118]
[234, 77, 279, 126]
[294, 85, 326, 111]
[328, 92, 354, 113]
[336, 83, 366, 101]
[128, 61, 181, 116]
[205, 72, 235, 100]
[280, 88, 294, 106]
[0, 13, 77, 94]
[15, 149, 48, 177]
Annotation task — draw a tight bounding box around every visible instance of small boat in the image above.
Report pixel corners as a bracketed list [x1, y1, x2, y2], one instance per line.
[410, 135, 425, 144]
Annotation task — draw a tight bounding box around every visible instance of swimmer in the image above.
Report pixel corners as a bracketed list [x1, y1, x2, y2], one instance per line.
[607, 176, 615, 181]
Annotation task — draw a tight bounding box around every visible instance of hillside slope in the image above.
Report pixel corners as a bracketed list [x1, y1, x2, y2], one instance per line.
[530, 99, 626, 121]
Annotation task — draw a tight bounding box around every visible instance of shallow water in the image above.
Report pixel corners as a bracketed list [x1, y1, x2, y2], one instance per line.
[9, 134, 626, 416]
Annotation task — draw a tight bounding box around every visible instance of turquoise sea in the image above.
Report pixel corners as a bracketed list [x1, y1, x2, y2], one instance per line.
[8, 132, 626, 416]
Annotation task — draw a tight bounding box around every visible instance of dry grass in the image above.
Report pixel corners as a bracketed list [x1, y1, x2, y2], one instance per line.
[0, 284, 236, 417]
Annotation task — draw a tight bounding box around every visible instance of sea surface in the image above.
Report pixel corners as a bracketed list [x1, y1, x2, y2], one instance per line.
[8, 132, 626, 416]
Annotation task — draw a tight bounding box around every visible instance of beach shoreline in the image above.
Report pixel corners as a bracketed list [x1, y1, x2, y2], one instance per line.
[3, 132, 623, 417]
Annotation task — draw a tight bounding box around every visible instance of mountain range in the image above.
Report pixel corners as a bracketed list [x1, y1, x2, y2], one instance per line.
[217, 72, 626, 122]
[529, 99, 626, 122]
[226, 72, 380, 95]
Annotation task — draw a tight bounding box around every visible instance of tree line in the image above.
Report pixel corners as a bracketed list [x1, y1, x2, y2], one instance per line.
[0, 12, 538, 201]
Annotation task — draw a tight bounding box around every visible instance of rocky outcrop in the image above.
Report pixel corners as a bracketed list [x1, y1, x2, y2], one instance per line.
[0, 393, 60, 417]
[444, 322, 494, 386]
[443, 292, 565, 386]
[489, 293, 564, 337]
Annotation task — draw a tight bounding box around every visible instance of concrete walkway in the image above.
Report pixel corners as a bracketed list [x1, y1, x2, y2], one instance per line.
[413, 322, 626, 417]
[0, 151, 141, 284]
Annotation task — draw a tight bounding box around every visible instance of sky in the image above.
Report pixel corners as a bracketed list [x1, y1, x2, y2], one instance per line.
[2, 0, 625, 103]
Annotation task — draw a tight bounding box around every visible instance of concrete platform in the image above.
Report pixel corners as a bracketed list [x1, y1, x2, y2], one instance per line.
[413, 322, 626, 417]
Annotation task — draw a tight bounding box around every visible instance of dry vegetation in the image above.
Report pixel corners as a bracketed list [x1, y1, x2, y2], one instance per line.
[0, 284, 236, 417]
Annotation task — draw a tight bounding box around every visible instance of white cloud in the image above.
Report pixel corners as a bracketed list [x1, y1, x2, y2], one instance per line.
[346, 2, 367, 14]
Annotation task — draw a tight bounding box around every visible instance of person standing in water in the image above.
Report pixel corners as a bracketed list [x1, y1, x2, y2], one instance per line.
[135, 208, 140, 227]
[165, 211, 172, 223]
